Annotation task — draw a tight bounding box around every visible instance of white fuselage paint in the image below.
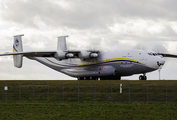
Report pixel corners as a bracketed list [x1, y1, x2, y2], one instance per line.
[31, 49, 165, 78]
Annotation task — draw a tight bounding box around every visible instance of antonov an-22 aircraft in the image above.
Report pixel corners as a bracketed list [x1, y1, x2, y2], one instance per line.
[0, 34, 177, 80]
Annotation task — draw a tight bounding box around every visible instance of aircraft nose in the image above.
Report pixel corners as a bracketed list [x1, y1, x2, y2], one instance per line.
[157, 58, 165, 67]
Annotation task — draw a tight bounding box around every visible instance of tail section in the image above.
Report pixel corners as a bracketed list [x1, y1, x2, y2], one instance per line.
[13, 34, 24, 68]
[57, 36, 68, 50]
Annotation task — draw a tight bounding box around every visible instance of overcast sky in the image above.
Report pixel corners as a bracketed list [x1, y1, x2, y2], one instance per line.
[1, 0, 177, 80]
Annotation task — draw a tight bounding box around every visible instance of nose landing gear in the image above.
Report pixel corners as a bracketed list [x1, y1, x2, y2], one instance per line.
[139, 74, 147, 80]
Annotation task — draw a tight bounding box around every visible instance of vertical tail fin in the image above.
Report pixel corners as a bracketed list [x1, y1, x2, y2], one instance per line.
[57, 36, 68, 50]
[13, 34, 24, 68]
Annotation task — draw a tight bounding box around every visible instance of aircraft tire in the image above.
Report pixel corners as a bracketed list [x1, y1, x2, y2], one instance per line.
[139, 75, 143, 80]
[92, 77, 98, 80]
[100, 77, 106, 80]
[139, 75, 147, 80]
[78, 77, 83, 80]
[80, 77, 84, 80]
[116, 76, 121, 80]
[110, 75, 121, 80]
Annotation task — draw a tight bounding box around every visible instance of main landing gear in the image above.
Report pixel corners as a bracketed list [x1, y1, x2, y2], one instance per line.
[77, 77, 98, 80]
[77, 75, 121, 80]
[139, 74, 147, 80]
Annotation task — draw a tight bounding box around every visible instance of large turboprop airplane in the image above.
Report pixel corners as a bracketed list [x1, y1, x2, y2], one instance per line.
[0, 35, 177, 80]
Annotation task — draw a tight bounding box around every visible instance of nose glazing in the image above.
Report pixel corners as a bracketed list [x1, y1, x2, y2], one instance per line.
[157, 58, 165, 66]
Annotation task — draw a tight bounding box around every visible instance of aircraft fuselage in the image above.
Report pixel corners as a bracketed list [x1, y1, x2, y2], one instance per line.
[32, 49, 165, 80]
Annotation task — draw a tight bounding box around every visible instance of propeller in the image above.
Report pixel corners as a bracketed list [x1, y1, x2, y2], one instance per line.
[152, 44, 167, 80]
[134, 44, 147, 50]
[152, 44, 167, 53]
[90, 46, 99, 64]
[67, 41, 75, 65]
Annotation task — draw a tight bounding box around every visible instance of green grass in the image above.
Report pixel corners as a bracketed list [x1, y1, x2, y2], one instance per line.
[1, 80, 177, 102]
[0, 80, 177, 119]
[0, 101, 177, 120]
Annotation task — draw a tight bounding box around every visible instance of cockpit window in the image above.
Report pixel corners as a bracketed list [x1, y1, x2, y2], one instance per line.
[148, 52, 158, 56]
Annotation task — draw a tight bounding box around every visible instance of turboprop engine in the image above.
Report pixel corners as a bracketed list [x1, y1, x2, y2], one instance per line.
[78, 50, 98, 60]
[54, 51, 74, 60]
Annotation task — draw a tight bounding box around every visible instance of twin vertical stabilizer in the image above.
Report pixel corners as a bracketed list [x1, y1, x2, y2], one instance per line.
[57, 36, 68, 50]
[12, 35, 68, 68]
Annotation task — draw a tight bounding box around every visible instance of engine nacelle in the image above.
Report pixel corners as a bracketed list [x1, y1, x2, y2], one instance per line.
[78, 51, 90, 59]
[90, 53, 98, 58]
[78, 51, 98, 60]
[54, 51, 74, 60]
[66, 53, 74, 58]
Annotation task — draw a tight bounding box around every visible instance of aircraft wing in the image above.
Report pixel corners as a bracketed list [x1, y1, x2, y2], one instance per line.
[0, 51, 57, 57]
[0, 50, 81, 58]
[0, 50, 98, 59]
[64, 50, 81, 53]
[158, 53, 177, 58]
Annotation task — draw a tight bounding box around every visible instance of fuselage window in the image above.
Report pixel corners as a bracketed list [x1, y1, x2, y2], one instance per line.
[148, 52, 158, 56]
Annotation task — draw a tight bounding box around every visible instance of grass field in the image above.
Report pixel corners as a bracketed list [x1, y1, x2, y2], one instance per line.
[0, 101, 177, 119]
[0, 80, 177, 102]
[0, 80, 177, 119]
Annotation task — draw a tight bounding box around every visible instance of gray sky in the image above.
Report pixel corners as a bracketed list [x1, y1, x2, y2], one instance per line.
[1, 0, 177, 80]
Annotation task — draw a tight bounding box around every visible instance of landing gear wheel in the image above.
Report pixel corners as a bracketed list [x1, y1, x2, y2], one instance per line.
[139, 75, 147, 80]
[139, 75, 143, 80]
[92, 77, 98, 80]
[78, 77, 84, 80]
